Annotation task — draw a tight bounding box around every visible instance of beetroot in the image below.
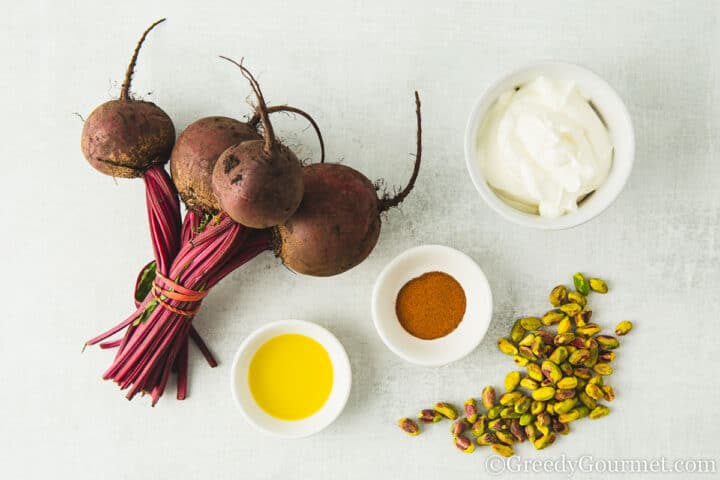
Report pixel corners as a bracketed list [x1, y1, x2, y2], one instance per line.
[81, 19, 174, 178]
[170, 116, 261, 212]
[276, 92, 422, 276]
[212, 58, 304, 228]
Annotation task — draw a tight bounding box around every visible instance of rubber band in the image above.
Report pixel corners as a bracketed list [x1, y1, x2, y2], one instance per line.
[150, 271, 208, 317]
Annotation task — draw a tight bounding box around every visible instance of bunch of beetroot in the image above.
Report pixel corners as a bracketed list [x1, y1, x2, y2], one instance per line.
[82, 19, 423, 405]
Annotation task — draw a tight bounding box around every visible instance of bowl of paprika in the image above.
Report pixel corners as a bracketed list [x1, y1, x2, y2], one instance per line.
[371, 245, 493, 366]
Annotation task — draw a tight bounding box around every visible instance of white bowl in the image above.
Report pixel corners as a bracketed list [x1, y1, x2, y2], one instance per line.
[371, 245, 493, 366]
[464, 61, 635, 229]
[230, 320, 352, 438]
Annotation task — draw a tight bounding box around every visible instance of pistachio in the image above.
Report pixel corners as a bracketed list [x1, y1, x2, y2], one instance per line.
[518, 345, 537, 361]
[573, 272, 590, 295]
[554, 419, 570, 435]
[575, 323, 601, 337]
[541, 360, 562, 384]
[520, 377, 540, 391]
[599, 350, 616, 363]
[519, 413, 534, 427]
[568, 349, 590, 365]
[559, 303, 582, 316]
[462, 399, 478, 423]
[418, 409, 442, 423]
[596, 335, 620, 349]
[554, 389, 576, 401]
[554, 333, 576, 345]
[519, 333, 535, 347]
[575, 309, 593, 326]
[510, 320, 526, 343]
[525, 424, 538, 443]
[545, 402, 555, 416]
[481, 386, 496, 409]
[498, 338, 518, 355]
[585, 337, 599, 349]
[530, 400, 545, 415]
[589, 405, 610, 419]
[560, 362, 574, 376]
[489, 418, 510, 432]
[513, 355, 530, 367]
[567, 291, 587, 307]
[536, 412, 551, 429]
[514, 396, 531, 414]
[615, 320, 633, 336]
[549, 285, 568, 307]
[536, 330, 555, 345]
[491, 443, 514, 457]
[578, 391, 598, 410]
[602, 385, 616, 401]
[557, 376, 578, 390]
[520, 316, 542, 330]
[500, 407, 521, 419]
[588, 375, 604, 386]
[589, 277, 608, 293]
[454, 434, 476, 453]
[477, 432, 497, 446]
[435, 402, 458, 420]
[532, 387, 556, 402]
[470, 415, 487, 437]
[556, 316, 572, 335]
[495, 431, 516, 446]
[487, 405, 503, 420]
[450, 418, 470, 435]
[557, 406, 588, 423]
[542, 310, 566, 326]
[533, 432, 556, 450]
[398, 418, 420, 436]
[499, 391, 522, 406]
[553, 398, 577, 414]
[527, 363, 544, 382]
[510, 419, 527, 442]
[585, 383, 605, 400]
[574, 367, 592, 379]
[593, 363, 614, 376]
[584, 348, 599, 368]
[548, 346, 569, 364]
[531, 336, 544, 357]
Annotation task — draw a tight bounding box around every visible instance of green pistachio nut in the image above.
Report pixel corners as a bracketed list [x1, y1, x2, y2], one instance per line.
[477, 432, 497, 446]
[492, 443, 514, 457]
[513, 355, 530, 367]
[578, 391, 598, 409]
[527, 363, 544, 382]
[510, 320, 525, 343]
[585, 383, 605, 400]
[588, 277, 608, 293]
[549, 285, 568, 307]
[532, 387, 556, 402]
[567, 291, 587, 307]
[548, 346, 569, 364]
[481, 386, 496, 409]
[533, 432, 556, 450]
[519, 413, 535, 426]
[454, 434, 475, 453]
[530, 400, 545, 415]
[498, 338, 518, 355]
[575, 323, 601, 337]
[504, 371, 521, 392]
[487, 405, 502, 420]
[553, 398, 577, 414]
[495, 431, 516, 446]
[557, 376, 578, 390]
[542, 310, 566, 326]
[573, 272, 590, 295]
[418, 409, 442, 423]
[541, 360, 563, 384]
[615, 320, 633, 336]
[589, 405, 610, 419]
[593, 363, 614, 376]
[596, 335, 620, 349]
[434, 402, 458, 420]
[398, 418, 420, 436]
[520, 316, 542, 330]
[464, 399, 478, 423]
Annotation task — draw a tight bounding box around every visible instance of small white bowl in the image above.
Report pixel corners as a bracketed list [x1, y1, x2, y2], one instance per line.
[371, 245, 493, 366]
[230, 320, 352, 438]
[464, 61, 635, 229]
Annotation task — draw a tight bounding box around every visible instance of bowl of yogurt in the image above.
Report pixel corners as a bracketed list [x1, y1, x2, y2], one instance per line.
[464, 61, 634, 229]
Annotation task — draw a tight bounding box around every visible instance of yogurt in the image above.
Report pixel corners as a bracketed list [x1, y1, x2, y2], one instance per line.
[476, 76, 613, 218]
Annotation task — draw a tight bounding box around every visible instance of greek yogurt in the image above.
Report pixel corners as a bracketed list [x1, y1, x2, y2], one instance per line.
[476, 76, 613, 218]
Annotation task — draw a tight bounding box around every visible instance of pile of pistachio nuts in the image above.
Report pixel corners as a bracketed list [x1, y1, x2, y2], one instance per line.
[397, 273, 633, 457]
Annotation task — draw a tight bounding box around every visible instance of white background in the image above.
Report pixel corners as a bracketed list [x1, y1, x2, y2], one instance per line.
[2, 1, 719, 479]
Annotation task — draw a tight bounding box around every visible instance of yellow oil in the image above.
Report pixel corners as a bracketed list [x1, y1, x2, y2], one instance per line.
[248, 333, 334, 420]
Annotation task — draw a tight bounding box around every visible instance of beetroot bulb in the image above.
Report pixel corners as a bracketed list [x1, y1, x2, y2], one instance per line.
[81, 19, 174, 178]
[211, 58, 305, 228]
[276, 92, 422, 277]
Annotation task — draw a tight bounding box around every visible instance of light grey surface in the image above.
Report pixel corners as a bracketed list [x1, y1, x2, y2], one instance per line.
[1, 1, 719, 479]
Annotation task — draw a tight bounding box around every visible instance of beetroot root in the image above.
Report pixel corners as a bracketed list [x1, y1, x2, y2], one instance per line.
[81, 19, 174, 178]
[276, 92, 422, 277]
[170, 116, 261, 212]
[212, 58, 304, 228]
[214, 140, 304, 228]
